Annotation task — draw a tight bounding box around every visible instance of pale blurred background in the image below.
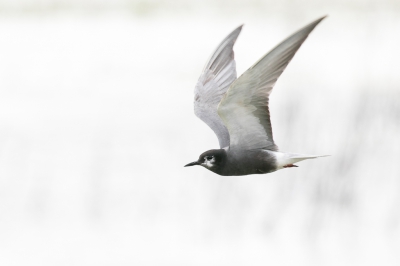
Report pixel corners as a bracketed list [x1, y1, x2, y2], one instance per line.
[0, 0, 399, 265]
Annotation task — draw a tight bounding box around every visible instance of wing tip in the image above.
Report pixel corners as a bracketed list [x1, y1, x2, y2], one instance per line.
[230, 24, 244, 40]
[305, 15, 328, 30]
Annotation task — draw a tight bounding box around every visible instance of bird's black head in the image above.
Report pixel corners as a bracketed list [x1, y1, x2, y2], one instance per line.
[184, 149, 227, 173]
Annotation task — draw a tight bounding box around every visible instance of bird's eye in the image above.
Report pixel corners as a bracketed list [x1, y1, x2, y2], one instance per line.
[205, 156, 214, 161]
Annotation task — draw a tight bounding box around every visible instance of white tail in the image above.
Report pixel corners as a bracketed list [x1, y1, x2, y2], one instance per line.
[271, 151, 330, 169]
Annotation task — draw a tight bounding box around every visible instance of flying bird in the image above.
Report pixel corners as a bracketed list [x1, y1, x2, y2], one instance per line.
[185, 17, 328, 176]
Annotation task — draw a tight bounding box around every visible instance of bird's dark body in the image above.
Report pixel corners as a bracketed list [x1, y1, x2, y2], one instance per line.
[198, 148, 278, 176]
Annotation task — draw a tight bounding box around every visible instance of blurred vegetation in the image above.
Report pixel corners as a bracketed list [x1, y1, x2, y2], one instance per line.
[0, 0, 400, 16]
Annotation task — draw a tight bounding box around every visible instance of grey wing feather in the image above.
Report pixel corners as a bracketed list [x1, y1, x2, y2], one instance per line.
[194, 25, 243, 148]
[218, 17, 325, 151]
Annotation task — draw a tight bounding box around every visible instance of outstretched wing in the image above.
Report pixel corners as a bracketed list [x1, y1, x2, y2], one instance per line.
[194, 25, 243, 148]
[218, 17, 325, 151]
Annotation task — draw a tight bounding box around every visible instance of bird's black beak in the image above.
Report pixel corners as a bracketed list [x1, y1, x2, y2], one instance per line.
[184, 161, 200, 167]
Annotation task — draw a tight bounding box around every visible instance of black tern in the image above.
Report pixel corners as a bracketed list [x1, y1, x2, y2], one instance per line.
[185, 17, 328, 176]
